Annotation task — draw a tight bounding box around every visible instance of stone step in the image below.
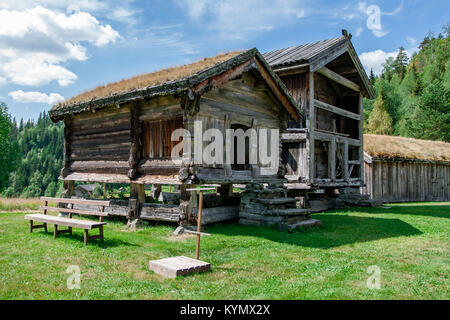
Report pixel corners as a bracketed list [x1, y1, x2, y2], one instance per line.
[287, 219, 322, 232]
[257, 197, 297, 205]
[258, 188, 286, 194]
[269, 208, 309, 216]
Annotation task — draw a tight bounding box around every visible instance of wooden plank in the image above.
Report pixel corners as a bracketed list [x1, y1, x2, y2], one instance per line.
[317, 66, 360, 92]
[40, 197, 110, 207]
[314, 99, 360, 121]
[309, 72, 315, 183]
[40, 206, 108, 217]
[24, 214, 105, 230]
[314, 130, 360, 146]
[328, 138, 336, 181]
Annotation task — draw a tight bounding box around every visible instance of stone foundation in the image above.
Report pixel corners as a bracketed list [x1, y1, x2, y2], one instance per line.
[239, 181, 321, 231]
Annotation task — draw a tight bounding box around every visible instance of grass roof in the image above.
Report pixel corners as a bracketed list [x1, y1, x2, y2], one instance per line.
[364, 134, 450, 162]
[55, 51, 243, 109]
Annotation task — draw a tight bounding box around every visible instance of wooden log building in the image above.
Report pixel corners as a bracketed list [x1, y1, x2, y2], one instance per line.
[362, 135, 450, 202]
[49, 30, 377, 227]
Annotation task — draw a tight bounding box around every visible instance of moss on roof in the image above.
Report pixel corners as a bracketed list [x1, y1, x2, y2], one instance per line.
[55, 51, 243, 109]
[364, 134, 450, 162]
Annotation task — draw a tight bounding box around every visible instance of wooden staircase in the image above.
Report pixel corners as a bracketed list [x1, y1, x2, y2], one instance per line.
[239, 180, 322, 231]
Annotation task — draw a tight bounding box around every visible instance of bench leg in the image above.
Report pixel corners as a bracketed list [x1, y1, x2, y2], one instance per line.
[99, 225, 104, 242]
[84, 229, 89, 246]
[69, 227, 72, 235]
[54, 224, 58, 238]
[30, 220, 48, 233]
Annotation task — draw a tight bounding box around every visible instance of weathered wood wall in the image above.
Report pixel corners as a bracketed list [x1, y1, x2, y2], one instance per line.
[69, 104, 131, 176]
[192, 72, 287, 181]
[362, 159, 450, 202]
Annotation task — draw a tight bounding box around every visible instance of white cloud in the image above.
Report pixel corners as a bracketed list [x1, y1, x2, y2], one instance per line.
[359, 45, 416, 76]
[108, 7, 141, 24]
[178, 0, 308, 40]
[9, 90, 64, 105]
[359, 49, 397, 75]
[355, 27, 363, 37]
[0, 77, 6, 86]
[0, 6, 119, 87]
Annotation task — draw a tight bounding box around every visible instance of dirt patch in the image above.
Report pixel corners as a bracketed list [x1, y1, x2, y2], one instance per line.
[165, 234, 195, 242]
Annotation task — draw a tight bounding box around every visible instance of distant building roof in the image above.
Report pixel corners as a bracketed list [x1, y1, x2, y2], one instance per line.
[263, 31, 375, 99]
[75, 184, 98, 193]
[364, 134, 450, 163]
[263, 37, 346, 68]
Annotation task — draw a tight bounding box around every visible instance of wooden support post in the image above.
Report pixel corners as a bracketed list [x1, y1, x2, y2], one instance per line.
[54, 224, 58, 238]
[61, 116, 72, 178]
[103, 183, 106, 199]
[308, 72, 316, 183]
[328, 138, 336, 181]
[196, 191, 204, 260]
[343, 141, 349, 182]
[359, 93, 364, 183]
[99, 226, 104, 242]
[179, 185, 197, 224]
[128, 104, 141, 179]
[84, 229, 88, 246]
[220, 184, 233, 197]
[150, 184, 162, 200]
[30, 220, 33, 233]
[130, 183, 145, 219]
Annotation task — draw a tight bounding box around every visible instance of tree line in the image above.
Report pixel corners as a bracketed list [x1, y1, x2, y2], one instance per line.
[0, 26, 448, 197]
[0, 107, 64, 198]
[364, 23, 449, 142]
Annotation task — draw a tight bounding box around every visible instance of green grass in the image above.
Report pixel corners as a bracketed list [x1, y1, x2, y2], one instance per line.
[0, 202, 448, 299]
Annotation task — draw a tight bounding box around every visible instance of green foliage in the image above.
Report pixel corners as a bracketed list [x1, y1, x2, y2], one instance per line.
[364, 24, 450, 142]
[93, 184, 104, 199]
[366, 89, 393, 135]
[2, 111, 63, 197]
[0, 103, 19, 191]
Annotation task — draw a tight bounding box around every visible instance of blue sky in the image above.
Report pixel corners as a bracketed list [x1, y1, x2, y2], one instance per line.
[0, 0, 448, 121]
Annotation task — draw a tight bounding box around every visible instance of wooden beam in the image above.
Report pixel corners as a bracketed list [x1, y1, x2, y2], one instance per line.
[317, 66, 360, 92]
[314, 130, 360, 146]
[328, 138, 336, 181]
[314, 99, 360, 121]
[359, 93, 364, 182]
[308, 72, 315, 183]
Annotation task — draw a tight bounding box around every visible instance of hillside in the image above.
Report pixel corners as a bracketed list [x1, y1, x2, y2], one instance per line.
[364, 24, 449, 142]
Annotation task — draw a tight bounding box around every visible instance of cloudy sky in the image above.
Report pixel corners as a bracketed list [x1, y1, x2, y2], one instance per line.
[0, 0, 448, 121]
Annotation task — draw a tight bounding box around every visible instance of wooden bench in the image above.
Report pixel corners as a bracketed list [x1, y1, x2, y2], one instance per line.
[24, 197, 110, 245]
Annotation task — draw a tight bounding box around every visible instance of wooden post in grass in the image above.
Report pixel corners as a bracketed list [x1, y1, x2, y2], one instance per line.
[186, 187, 216, 260]
[196, 191, 203, 260]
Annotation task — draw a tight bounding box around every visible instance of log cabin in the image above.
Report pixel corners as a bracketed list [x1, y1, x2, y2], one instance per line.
[49, 30, 376, 228]
[263, 30, 375, 195]
[49, 48, 302, 225]
[362, 135, 450, 202]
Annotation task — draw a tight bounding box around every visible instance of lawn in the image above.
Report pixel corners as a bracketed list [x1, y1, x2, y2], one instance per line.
[0, 202, 448, 299]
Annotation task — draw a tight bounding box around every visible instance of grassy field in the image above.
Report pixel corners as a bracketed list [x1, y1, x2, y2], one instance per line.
[0, 202, 448, 299]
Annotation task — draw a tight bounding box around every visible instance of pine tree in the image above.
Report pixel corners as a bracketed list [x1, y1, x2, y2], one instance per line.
[369, 68, 376, 85]
[366, 89, 394, 135]
[394, 47, 409, 80]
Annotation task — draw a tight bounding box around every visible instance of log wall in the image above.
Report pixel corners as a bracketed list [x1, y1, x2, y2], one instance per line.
[362, 159, 450, 202]
[69, 104, 131, 176]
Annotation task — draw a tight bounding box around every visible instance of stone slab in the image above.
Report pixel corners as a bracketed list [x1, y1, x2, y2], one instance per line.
[149, 256, 211, 278]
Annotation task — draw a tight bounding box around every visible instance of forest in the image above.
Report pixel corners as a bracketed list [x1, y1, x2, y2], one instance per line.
[0, 26, 448, 198]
